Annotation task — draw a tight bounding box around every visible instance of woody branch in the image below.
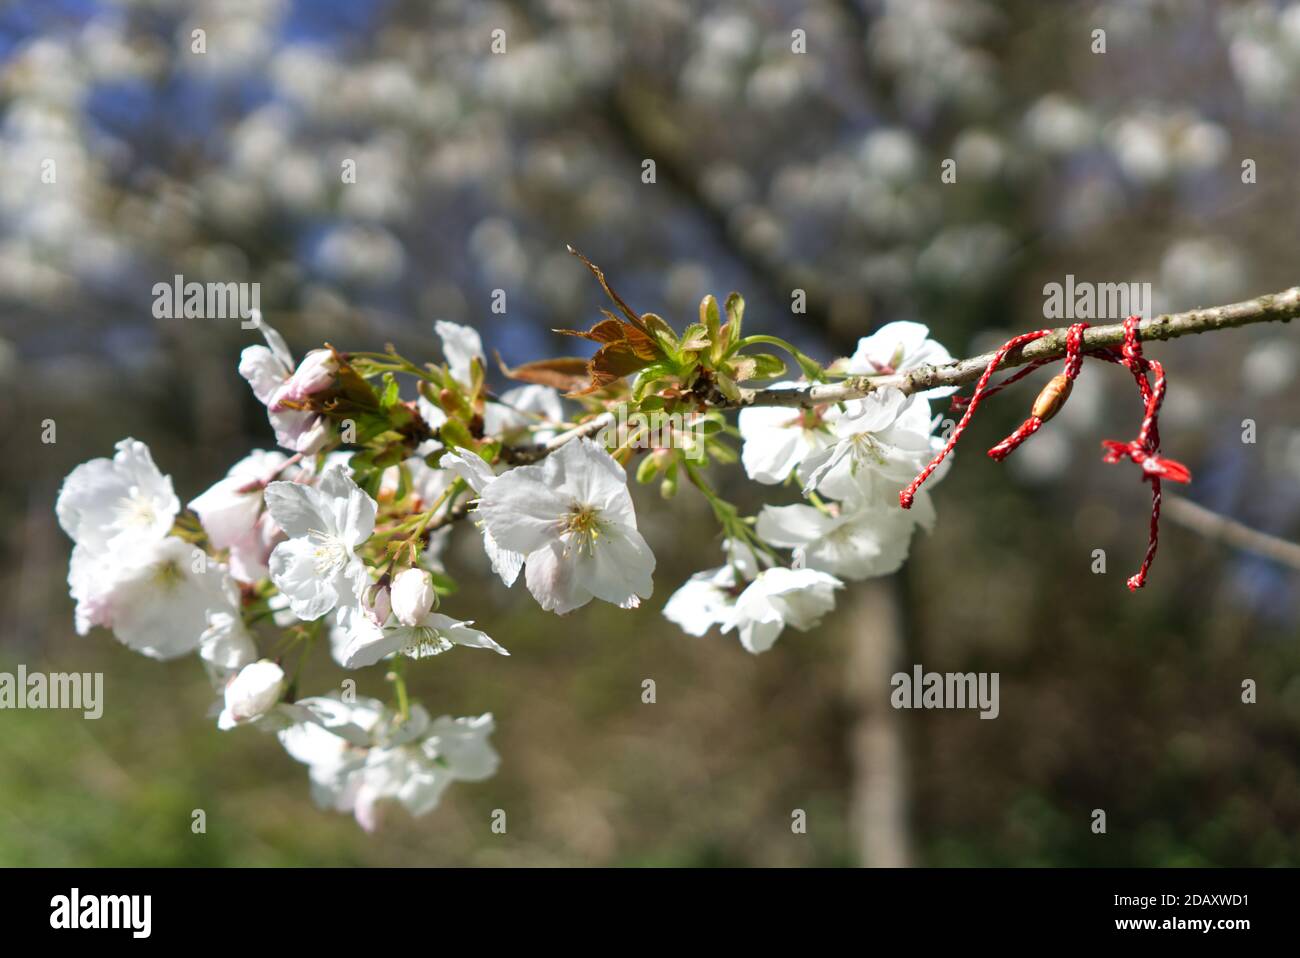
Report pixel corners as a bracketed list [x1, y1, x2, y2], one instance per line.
[737, 286, 1300, 409]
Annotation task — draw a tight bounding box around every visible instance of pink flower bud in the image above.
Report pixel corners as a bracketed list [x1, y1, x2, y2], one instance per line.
[363, 582, 392, 626]
[272, 350, 338, 410]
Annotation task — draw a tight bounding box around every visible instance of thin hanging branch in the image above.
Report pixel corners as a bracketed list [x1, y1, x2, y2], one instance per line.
[1164, 495, 1300, 572]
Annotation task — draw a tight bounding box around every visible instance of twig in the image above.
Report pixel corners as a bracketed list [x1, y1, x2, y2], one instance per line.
[740, 286, 1300, 408]
[499, 412, 614, 464]
[1164, 495, 1300, 572]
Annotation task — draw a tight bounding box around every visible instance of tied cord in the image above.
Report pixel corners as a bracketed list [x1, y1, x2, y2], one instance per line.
[899, 317, 1191, 590]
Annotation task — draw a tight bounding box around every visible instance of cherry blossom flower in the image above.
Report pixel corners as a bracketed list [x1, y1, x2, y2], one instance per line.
[440, 450, 525, 587]
[238, 314, 330, 454]
[436, 319, 484, 389]
[57, 438, 179, 555]
[199, 609, 258, 679]
[795, 387, 941, 500]
[663, 564, 741, 637]
[483, 384, 566, 443]
[58, 438, 241, 658]
[737, 387, 834, 484]
[476, 438, 655, 614]
[271, 348, 338, 409]
[336, 604, 508, 669]
[728, 567, 843, 653]
[278, 696, 498, 831]
[757, 490, 934, 580]
[90, 536, 242, 660]
[843, 321, 958, 398]
[189, 449, 294, 582]
[264, 464, 377, 620]
[663, 560, 842, 654]
[218, 659, 287, 730]
[391, 568, 437, 626]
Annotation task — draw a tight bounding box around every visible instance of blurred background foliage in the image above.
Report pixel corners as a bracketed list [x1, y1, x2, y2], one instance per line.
[1, 0, 1299, 866]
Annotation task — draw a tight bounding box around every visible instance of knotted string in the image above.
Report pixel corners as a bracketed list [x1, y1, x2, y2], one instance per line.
[899, 316, 1191, 590]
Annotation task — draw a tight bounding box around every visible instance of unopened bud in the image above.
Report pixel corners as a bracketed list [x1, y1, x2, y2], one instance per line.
[272, 349, 338, 410]
[219, 660, 286, 729]
[391, 568, 435, 626]
[363, 581, 392, 626]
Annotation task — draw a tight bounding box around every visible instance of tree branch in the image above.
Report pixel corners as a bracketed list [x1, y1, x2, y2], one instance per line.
[739, 286, 1300, 408]
[1164, 495, 1300, 572]
[495, 286, 1299, 463]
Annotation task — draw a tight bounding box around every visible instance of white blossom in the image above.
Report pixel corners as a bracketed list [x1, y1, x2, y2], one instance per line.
[58, 439, 241, 658]
[57, 438, 179, 555]
[435, 319, 484, 389]
[757, 492, 933, 580]
[390, 568, 436, 626]
[272, 348, 338, 408]
[189, 449, 292, 582]
[278, 696, 499, 831]
[483, 384, 566, 443]
[336, 604, 507, 669]
[729, 567, 842, 654]
[843, 321, 957, 398]
[90, 536, 242, 660]
[199, 609, 258, 677]
[264, 464, 377, 621]
[663, 564, 741, 637]
[238, 314, 330, 454]
[477, 438, 655, 614]
[442, 450, 526, 587]
[737, 391, 834, 484]
[796, 388, 940, 500]
[663, 560, 842, 654]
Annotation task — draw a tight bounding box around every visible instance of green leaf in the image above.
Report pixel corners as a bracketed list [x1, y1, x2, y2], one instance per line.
[438, 418, 475, 451]
[640, 312, 679, 357]
[632, 361, 676, 400]
[747, 352, 787, 380]
[724, 292, 744, 347]
[380, 373, 401, 410]
[428, 570, 459, 597]
[700, 294, 721, 354]
[732, 334, 824, 382]
[347, 412, 401, 444]
[679, 323, 710, 352]
[635, 454, 661, 484]
[713, 372, 742, 402]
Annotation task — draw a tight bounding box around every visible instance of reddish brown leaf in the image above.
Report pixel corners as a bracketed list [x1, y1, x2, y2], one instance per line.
[495, 353, 592, 393]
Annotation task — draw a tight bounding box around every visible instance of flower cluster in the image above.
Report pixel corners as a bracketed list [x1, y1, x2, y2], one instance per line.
[662, 321, 952, 652]
[56, 267, 957, 827]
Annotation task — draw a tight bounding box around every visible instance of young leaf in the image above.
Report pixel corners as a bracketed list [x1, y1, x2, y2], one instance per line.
[700, 294, 721, 352]
[495, 354, 592, 393]
[678, 323, 711, 352]
[724, 292, 745, 347]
